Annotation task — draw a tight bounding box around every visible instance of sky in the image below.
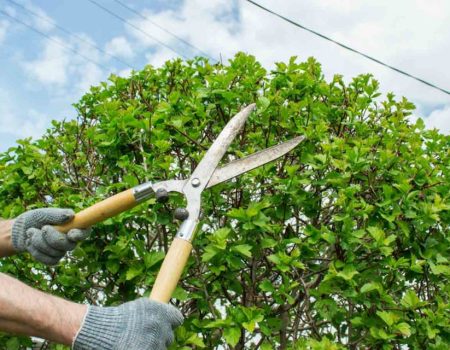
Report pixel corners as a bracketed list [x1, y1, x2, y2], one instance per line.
[0, 0, 449, 152]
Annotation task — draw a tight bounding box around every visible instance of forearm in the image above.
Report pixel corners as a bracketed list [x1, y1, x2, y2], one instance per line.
[0, 220, 15, 257]
[0, 273, 87, 345]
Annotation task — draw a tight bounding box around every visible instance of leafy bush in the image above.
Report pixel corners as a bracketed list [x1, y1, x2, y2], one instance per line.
[0, 53, 449, 349]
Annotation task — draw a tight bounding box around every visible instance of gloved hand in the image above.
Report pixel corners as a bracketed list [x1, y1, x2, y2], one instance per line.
[73, 298, 183, 350]
[11, 208, 89, 265]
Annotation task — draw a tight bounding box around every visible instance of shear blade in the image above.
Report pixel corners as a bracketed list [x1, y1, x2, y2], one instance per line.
[185, 104, 256, 192]
[206, 135, 304, 188]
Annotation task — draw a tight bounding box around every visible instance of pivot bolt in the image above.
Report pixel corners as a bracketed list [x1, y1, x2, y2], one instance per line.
[191, 178, 201, 187]
[174, 208, 189, 221]
[155, 188, 169, 203]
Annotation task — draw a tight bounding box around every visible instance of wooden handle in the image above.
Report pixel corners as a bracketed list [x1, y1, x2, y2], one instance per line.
[149, 237, 192, 302]
[54, 189, 138, 233]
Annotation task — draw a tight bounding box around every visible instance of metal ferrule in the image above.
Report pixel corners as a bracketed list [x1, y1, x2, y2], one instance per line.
[176, 218, 199, 242]
[132, 182, 155, 202]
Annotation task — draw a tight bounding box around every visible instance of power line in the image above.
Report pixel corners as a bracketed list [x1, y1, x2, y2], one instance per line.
[246, 0, 450, 96]
[0, 9, 108, 70]
[87, 0, 189, 60]
[112, 0, 217, 62]
[5, 0, 136, 70]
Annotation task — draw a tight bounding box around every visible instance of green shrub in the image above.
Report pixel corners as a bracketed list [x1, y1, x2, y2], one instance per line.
[1, 53, 449, 349]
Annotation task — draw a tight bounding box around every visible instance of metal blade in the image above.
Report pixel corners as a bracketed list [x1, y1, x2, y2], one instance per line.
[206, 135, 304, 188]
[185, 104, 256, 191]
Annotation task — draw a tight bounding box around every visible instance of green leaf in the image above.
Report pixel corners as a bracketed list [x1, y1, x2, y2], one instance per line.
[429, 261, 450, 275]
[172, 286, 189, 301]
[367, 226, 385, 244]
[260, 341, 274, 350]
[208, 228, 231, 250]
[370, 327, 392, 340]
[401, 290, 421, 309]
[144, 251, 165, 269]
[314, 153, 327, 164]
[228, 208, 247, 220]
[125, 265, 143, 281]
[376, 310, 397, 327]
[223, 327, 241, 347]
[106, 259, 120, 274]
[212, 227, 231, 241]
[232, 244, 252, 258]
[337, 265, 359, 281]
[394, 322, 411, 337]
[261, 238, 277, 248]
[123, 174, 139, 187]
[259, 279, 275, 292]
[243, 320, 257, 332]
[257, 96, 270, 111]
[360, 282, 383, 294]
[202, 245, 221, 262]
[186, 333, 205, 347]
[351, 317, 364, 327]
[6, 338, 20, 350]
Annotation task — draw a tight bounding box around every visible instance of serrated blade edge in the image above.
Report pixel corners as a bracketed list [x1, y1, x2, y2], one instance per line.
[206, 136, 304, 188]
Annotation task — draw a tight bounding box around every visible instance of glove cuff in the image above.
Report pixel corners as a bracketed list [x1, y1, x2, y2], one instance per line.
[11, 216, 27, 252]
[72, 305, 122, 350]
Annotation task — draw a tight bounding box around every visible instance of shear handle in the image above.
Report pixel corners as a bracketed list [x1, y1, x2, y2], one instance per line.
[53, 180, 186, 233]
[53, 188, 140, 233]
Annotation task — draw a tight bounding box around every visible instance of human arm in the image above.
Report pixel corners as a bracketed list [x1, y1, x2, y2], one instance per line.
[1, 209, 183, 349]
[0, 272, 87, 345]
[0, 273, 183, 349]
[0, 219, 15, 257]
[0, 211, 89, 343]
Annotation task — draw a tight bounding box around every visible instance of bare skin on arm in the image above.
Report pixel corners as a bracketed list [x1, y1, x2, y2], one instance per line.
[0, 273, 87, 345]
[0, 220, 15, 257]
[0, 220, 87, 345]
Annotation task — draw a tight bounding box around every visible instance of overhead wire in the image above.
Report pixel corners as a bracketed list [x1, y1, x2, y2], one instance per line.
[87, 0, 189, 60]
[0, 9, 108, 71]
[112, 0, 217, 62]
[246, 0, 450, 95]
[5, 0, 136, 70]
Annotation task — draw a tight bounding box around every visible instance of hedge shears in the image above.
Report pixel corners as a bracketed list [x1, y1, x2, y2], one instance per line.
[55, 104, 304, 302]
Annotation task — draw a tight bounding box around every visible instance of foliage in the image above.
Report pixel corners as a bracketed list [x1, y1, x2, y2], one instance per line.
[0, 53, 449, 349]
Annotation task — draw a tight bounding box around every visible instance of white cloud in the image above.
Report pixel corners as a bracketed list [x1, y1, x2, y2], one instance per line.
[124, 0, 450, 131]
[0, 88, 49, 139]
[3, 0, 450, 153]
[117, 67, 133, 78]
[128, 0, 239, 60]
[23, 37, 69, 86]
[145, 48, 178, 67]
[74, 62, 104, 94]
[424, 106, 450, 134]
[20, 109, 51, 138]
[21, 32, 107, 96]
[0, 3, 106, 151]
[105, 36, 134, 59]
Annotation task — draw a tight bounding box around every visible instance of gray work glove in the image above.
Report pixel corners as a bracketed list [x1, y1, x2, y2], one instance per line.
[73, 298, 183, 350]
[11, 208, 89, 265]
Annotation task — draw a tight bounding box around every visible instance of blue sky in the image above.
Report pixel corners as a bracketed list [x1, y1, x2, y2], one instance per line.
[1, 0, 449, 152]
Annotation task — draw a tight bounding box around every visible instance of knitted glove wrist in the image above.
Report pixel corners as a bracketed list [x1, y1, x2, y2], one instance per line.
[73, 298, 183, 350]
